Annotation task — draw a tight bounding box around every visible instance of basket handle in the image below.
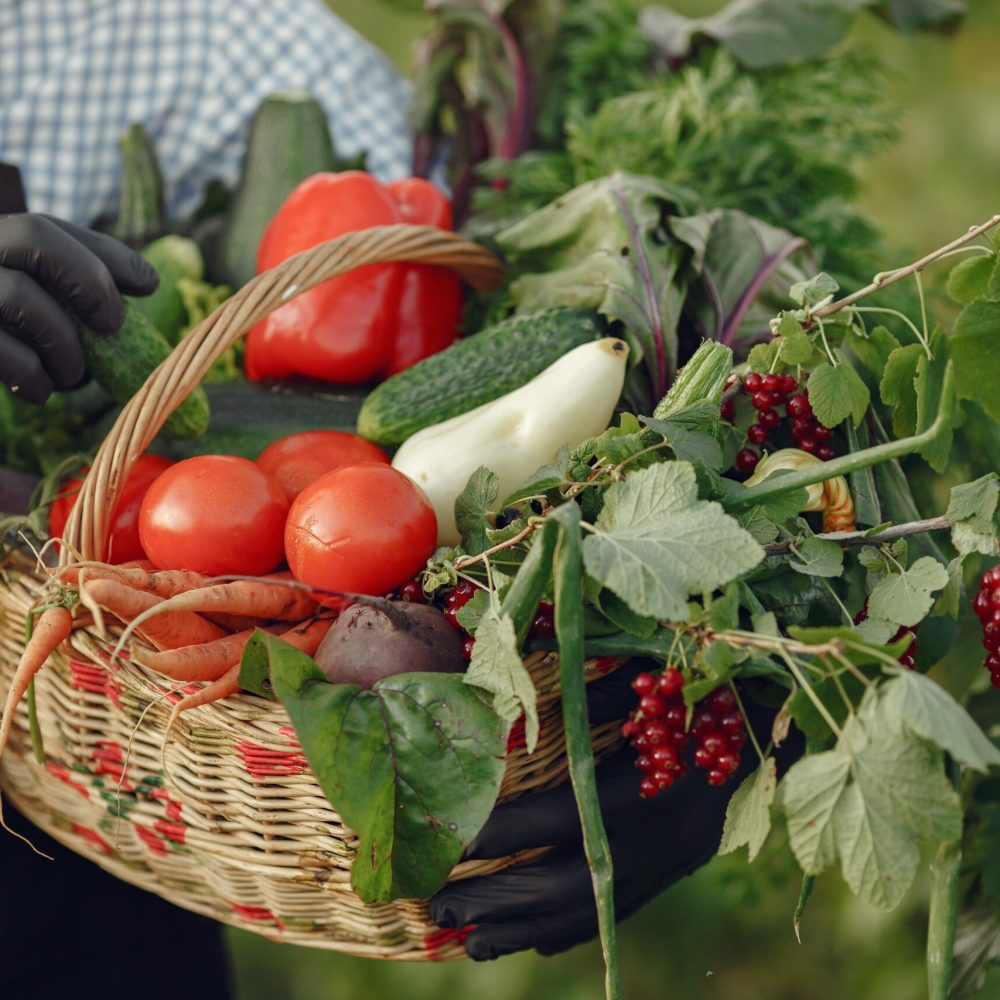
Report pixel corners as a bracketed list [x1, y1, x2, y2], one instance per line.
[61, 224, 504, 563]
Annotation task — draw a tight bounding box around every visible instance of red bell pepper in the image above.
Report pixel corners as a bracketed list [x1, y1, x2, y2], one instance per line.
[244, 172, 463, 385]
[384, 178, 464, 377]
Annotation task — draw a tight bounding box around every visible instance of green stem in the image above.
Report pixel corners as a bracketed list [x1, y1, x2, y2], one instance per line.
[551, 503, 621, 1000]
[26, 679, 44, 764]
[724, 363, 954, 513]
[793, 875, 815, 944]
[927, 760, 963, 1000]
[498, 515, 558, 647]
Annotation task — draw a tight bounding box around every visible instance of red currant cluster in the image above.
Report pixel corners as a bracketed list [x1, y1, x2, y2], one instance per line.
[441, 579, 478, 661]
[853, 602, 919, 670]
[972, 566, 1000, 689]
[621, 669, 746, 798]
[722, 372, 837, 473]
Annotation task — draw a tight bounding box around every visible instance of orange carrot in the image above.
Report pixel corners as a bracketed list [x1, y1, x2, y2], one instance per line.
[136, 579, 318, 623]
[82, 578, 226, 651]
[59, 563, 208, 597]
[161, 618, 333, 737]
[131, 628, 261, 682]
[0, 605, 73, 765]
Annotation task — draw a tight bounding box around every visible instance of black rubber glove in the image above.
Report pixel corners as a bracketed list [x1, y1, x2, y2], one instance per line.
[429, 662, 802, 961]
[0, 212, 159, 404]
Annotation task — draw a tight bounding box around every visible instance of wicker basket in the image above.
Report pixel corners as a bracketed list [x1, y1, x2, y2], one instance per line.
[0, 225, 625, 961]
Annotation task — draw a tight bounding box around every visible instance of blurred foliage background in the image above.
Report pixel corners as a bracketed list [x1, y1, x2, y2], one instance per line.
[223, 2, 1000, 997]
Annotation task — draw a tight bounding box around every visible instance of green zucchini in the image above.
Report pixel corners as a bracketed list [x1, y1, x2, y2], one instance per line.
[151, 382, 368, 460]
[112, 123, 166, 248]
[79, 300, 210, 441]
[130, 235, 205, 344]
[215, 91, 340, 289]
[357, 307, 606, 445]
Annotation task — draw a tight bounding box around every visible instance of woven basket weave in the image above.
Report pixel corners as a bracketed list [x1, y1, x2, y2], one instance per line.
[0, 225, 625, 960]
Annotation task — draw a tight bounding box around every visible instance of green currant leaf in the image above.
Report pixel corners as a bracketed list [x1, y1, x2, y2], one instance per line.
[915, 334, 959, 474]
[808, 356, 870, 428]
[455, 466, 500, 556]
[719, 757, 777, 862]
[952, 299, 1000, 424]
[879, 343, 923, 438]
[947, 473, 1000, 557]
[583, 462, 765, 621]
[844, 325, 900, 381]
[790, 272, 839, 308]
[867, 556, 950, 629]
[946, 254, 995, 305]
[789, 535, 845, 578]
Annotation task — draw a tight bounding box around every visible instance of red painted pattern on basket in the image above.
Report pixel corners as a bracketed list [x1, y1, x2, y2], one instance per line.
[68, 658, 123, 709]
[72, 822, 112, 856]
[423, 924, 476, 959]
[135, 824, 169, 856]
[45, 761, 90, 799]
[164, 683, 201, 704]
[90, 740, 134, 790]
[506, 715, 545, 753]
[236, 741, 309, 778]
[148, 787, 184, 820]
[228, 902, 286, 931]
[278, 725, 302, 748]
[593, 656, 620, 675]
[153, 819, 187, 844]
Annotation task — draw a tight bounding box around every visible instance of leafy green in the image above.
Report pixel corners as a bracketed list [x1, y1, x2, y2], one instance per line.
[789, 535, 845, 578]
[946, 253, 995, 305]
[465, 608, 541, 752]
[880, 670, 1000, 773]
[947, 473, 1000, 557]
[261, 631, 506, 903]
[807, 356, 871, 428]
[719, 757, 777, 862]
[783, 709, 962, 910]
[867, 556, 950, 628]
[879, 343, 924, 437]
[496, 171, 693, 412]
[582, 462, 765, 620]
[455, 466, 500, 556]
[952, 299, 1000, 424]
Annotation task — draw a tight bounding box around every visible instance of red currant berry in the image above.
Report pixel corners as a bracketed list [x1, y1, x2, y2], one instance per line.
[985, 654, 1000, 673]
[799, 437, 818, 455]
[748, 424, 768, 444]
[632, 673, 657, 696]
[691, 709, 717, 734]
[621, 719, 639, 739]
[665, 704, 686, 729]
[743, 372, 764, 392]
[736, 449, 759, 472]
[727, 730, 747, 751]
[638, 777, 659, 798]
[707, 769, 728, 786]
[694, 747, 714, 768]
[751, 391, 775, 412]
[716, 752, 742, 774]
[762, 374, 781, 393]
[778, 374, 799, 394]
[633, 733, 651, 752]
[787, 394, 812, 418]
[980, 570, 995, 592]
[399, 579, 425, 602]
[817, 444, 836, 461]
[461, 636, 476, 661]
[529, 602, 555, 638]
[898, 654, 916, 670]
[719, 712, 743, 735]
[814, 424, 833, 442]
[639, 694, 668, 718]
[651, 745, 679, 769]
[984, 628, 1000, 654]
[653, 769, 676, 789]
[447, 579, 477, 609]
[708, 687, 737, 713]
[991, 672, 1000, 690]
[443, 606, 463, 631]
[644, 720, 670, 746]
[659, 668, 684, 697]
[702, 734, 726, 756]
[760, 409, 782, 430]
[720, 398, 735, 421]
[635, 754, 656, 774]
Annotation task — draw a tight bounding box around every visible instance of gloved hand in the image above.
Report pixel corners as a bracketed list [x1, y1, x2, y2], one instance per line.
[429, 662, 801, 961]
[0, 212, 159, 404]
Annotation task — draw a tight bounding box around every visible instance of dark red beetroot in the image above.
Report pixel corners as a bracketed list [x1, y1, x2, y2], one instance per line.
[314, 599, 466, 688]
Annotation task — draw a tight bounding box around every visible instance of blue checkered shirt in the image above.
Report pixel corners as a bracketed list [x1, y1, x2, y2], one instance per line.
[0, 0, 416, 226]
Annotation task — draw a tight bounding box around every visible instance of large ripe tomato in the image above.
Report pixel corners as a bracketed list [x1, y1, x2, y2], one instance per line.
[139, 455, 289, 575]
[49, 453, 173, 563]
[256, 430, 389, 503]
[285, 464, 437, 597]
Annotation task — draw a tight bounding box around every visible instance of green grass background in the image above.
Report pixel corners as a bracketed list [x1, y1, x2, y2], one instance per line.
[223, 2, 1000, 997]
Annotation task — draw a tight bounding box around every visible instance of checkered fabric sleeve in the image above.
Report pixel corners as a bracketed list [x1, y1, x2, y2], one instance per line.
[0, 0, 416, 226]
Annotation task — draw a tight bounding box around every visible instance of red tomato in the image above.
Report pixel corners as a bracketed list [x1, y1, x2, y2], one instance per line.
[285, 464, 437, 597]
[256, 430, 390, 503]
[48, 454, 173, 563]
[139, 455, 290, 575]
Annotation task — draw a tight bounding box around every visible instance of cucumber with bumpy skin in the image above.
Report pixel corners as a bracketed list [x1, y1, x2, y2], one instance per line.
[131, 235, 205, 344]
[112, 123, 166, 248]
[357, 307, 606, 445]
[79, 300, 210, 441]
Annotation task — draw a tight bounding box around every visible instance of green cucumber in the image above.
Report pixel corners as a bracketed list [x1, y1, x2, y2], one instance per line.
[79, 299, 210, 441]
[215, 91, 340, 289]
[131, 235, 205, 344]
[357, 307, 606, 446]
[112, 123, 166, 248]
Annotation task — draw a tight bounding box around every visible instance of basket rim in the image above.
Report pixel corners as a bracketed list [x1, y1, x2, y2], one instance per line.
[60, 223, 504, 564]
